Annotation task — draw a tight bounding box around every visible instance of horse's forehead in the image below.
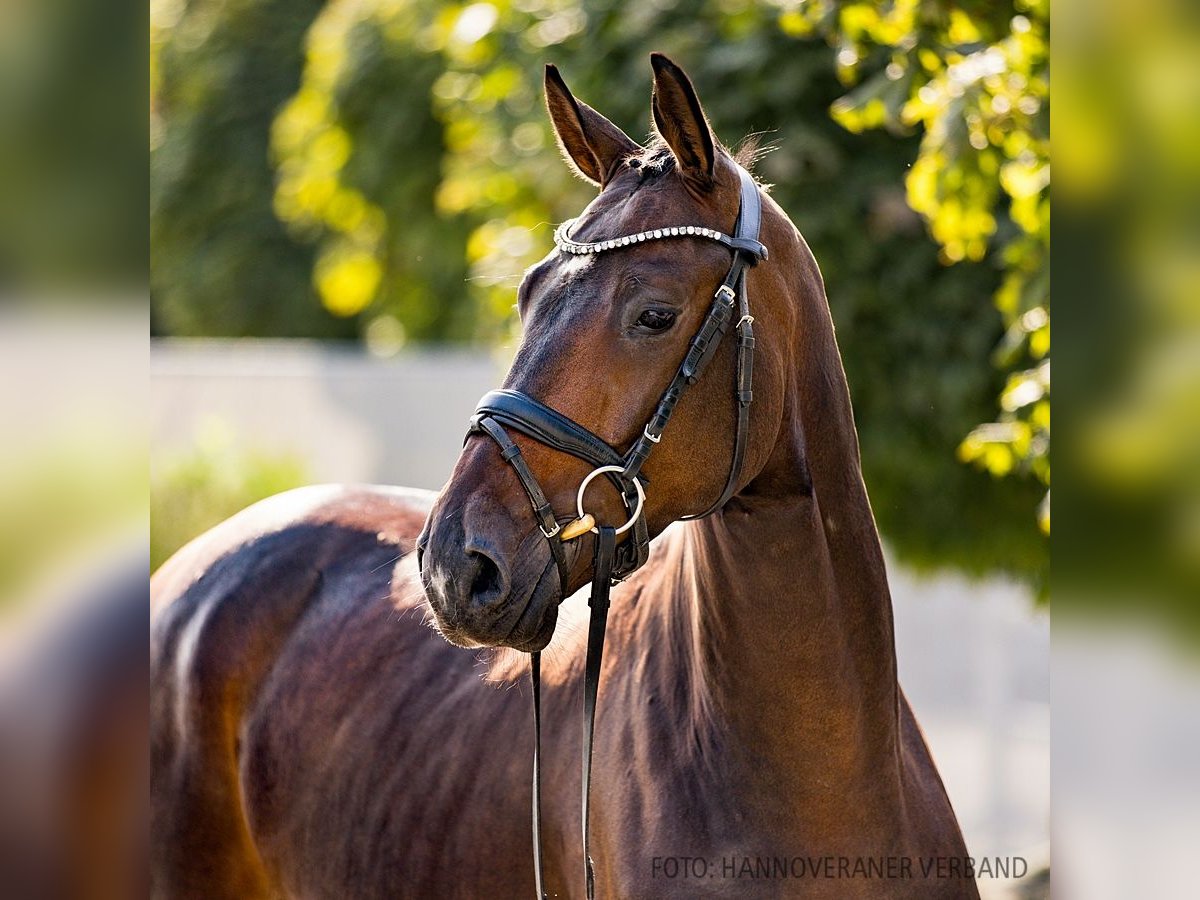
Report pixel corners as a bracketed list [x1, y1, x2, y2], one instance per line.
[524, 174, 729, 307]
[577, 177, 692, 237]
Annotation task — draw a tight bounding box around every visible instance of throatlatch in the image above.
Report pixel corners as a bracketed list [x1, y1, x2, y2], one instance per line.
[466, 165, 766, 899]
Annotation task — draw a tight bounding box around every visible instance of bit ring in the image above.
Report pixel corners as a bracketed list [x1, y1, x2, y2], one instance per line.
[575, 466, 645, 536]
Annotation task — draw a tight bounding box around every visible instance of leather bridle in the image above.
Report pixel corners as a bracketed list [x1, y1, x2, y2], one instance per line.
[465, 165, 766, 899]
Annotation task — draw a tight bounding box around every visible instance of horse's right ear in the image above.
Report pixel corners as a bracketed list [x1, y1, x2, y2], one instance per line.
[649, 53, 716, 192]
[544, 64, 640, 187]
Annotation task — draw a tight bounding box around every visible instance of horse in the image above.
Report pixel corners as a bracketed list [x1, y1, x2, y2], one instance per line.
[150, 55, 978, 898]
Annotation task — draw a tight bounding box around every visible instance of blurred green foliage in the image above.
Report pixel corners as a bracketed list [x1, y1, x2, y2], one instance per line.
[0, 0, 143, 290]
[797, 0, 1050, 536]
[150, 422, 309, 571]
[149, 0, 1048, 586]
[270, 3, 478, 341]
[1054, 0, 1200, 625]
[151, 0, 346, 337]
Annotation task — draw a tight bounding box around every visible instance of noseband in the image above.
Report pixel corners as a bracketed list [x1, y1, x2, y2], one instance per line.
[466, 166, 766, 899]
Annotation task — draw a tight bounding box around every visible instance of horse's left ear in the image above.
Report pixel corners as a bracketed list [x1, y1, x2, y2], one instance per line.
[650, 53, 716, 191]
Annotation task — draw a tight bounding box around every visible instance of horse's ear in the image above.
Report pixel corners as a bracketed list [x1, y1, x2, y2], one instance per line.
[544, 64, 640, 187]
[649, 53, 716, 191]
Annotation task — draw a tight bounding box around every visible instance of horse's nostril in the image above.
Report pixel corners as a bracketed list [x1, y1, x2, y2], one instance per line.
[467, 549, 505, 603]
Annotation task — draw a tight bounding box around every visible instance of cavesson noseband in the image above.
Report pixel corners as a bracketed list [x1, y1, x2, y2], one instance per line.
[466, 165, 767, 899]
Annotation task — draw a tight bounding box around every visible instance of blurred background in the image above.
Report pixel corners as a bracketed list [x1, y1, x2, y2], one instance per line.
[0, 0, 1197, 895]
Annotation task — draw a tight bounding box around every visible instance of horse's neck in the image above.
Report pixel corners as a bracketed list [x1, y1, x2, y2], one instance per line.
[676, 250, 902, 803]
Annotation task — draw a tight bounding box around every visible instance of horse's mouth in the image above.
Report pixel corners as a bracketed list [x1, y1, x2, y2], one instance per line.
[435, 598, 557, 653]
[494, 556, 561, 652]
[506, 604, 558, 653]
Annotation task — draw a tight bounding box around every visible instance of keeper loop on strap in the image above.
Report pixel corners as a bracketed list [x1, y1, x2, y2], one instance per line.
[728, 237, 768, 261]
[681, 299, 734, 383]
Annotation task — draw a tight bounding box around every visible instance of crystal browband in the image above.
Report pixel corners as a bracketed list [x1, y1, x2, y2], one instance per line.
[553, 219, 768, 260]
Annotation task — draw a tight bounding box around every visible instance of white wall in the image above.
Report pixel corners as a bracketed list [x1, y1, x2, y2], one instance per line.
[151, 339, 505, 490]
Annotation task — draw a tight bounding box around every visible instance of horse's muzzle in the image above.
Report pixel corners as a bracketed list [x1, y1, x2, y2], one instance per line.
[418, 494, 561, 652]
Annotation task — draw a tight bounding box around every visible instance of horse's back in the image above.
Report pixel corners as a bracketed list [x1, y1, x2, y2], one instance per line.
[150, 484, 538, 899]
[151, 484, 433, 610]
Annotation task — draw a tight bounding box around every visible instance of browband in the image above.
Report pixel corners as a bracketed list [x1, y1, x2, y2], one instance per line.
[554, 220, 768, 262]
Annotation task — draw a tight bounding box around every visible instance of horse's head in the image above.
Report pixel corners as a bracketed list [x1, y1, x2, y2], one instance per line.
[419, 54, 796, 651]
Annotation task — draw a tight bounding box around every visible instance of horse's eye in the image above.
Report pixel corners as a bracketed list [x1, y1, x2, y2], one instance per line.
[635, 309, 676, 332]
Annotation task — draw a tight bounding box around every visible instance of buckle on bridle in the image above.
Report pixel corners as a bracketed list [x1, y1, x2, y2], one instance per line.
[540, 520, 562, 539]
[715, 284, 736, 305]
[643, 425, 662, 444]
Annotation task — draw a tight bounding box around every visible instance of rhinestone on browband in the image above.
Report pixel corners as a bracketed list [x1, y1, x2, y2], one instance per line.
[553, 219, 731, 255]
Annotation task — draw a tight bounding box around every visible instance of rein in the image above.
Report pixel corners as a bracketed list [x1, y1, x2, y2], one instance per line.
[466, 165, 766, 898]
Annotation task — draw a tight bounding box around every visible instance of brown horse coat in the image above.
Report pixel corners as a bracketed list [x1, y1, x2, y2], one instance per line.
[151, 56, 977, 899]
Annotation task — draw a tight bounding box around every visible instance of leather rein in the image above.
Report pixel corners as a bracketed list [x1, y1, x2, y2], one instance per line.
[466, 165, 766, 899]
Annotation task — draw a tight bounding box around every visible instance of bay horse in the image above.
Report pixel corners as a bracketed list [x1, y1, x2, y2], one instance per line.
[151, 55, 977, 898]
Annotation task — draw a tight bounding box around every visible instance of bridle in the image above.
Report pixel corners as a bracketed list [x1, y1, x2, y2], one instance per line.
[465, 165, 766, 899]
[468, 165, 765, 898]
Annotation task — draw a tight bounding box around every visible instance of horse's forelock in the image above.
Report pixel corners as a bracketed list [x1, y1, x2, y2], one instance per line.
[625, 134, 768, 179]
